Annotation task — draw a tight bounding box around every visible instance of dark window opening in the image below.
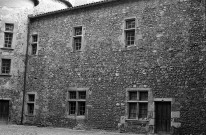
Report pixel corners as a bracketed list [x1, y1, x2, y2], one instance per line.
[139, 91, 148, 101]
[32, 35, 38, 43]
[74, 37, 82, 51]
[69, 102, 76, 115]
[32, 44, 37, 55]
[28, 94, 35, 102]
[78, 102, 85, 115]
[27, 103, 34, 115]
[129, 103, 137, 119]
[5, 23, 14, 31]
[1, 59, 11, 74]
[139, 103, 148, 119]
[129, 91, 137, 100]
[126, 19, 135, 29]
[79, 91, 86, 99]
[74, 27, 82, 36]
[69, 91, 76, 99]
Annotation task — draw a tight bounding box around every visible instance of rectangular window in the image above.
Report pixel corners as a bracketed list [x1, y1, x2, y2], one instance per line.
[27, 94, 35, 115]
[69, 102, 76, 115]
[74, 27, 82, 36]
[73, 27, 82, 51]
[28, 94, 35, 102]
[129, 103, 137, 119]
[69, 91, 76, 99]
[5, 23, 14, 31]
[4, 23, 14, 48]
[129, 91, 137, 100]
[4, 33, 13, 48]
[127, 90, 148, 120]
[27, 103, 34, 115]
[139, 91, 148, 101]
[68, 90, 86, 116]
[125, 19, 135, 47]
[79, 91, 86, 99]
[78, 102, 85, 115]
[31, 34, 38, 55]
[1, 59, 11, 74]
[139, 103, 148, 119]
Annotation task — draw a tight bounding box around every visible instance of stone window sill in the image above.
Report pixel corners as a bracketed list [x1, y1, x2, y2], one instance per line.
[0, 74, 12, 77]
[121, 45, 138, 51]
[25, 114, 35, 117]
[125, 119, 149, 124]
[66, 115, 85, 119]
[72, 50, 82, 53]
[0, 47, 14, 51]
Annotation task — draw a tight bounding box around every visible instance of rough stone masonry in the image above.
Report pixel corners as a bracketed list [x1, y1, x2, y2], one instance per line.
[24, 0, 206, 134]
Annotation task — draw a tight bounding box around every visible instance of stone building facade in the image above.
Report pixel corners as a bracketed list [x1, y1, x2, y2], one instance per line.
[26, 0, 206, 134]
[0, 0, 71, 124]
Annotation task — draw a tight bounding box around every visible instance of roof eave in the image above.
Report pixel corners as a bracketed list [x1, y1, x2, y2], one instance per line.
[29, 0, 117, 19]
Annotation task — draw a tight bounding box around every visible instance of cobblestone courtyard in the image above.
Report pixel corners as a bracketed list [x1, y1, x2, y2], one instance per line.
[0, 125, 140, 135]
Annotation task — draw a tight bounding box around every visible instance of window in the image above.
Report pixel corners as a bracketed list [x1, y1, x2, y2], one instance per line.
[27, 94, 36, 115]
[67, 90, 87, 116]
[73, 27, 82, 51]
[1, 59, 11, 74]
[127, 90, 148, 120]
[4, 23, 14, 48]
[125, 19, 135, 47]
[31, 34, 38, 55]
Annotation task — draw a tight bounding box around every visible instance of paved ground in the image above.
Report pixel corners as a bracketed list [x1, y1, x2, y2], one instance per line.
[0, 125, 141, 135]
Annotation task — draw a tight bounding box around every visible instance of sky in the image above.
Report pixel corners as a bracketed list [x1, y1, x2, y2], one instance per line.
[69, 0, 102, 6]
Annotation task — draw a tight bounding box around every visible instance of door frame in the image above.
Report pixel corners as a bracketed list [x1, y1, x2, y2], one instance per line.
[154, 101, 171, 134]
[0, 99, 10, 124]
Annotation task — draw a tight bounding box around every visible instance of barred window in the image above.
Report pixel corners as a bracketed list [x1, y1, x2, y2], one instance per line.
[1, 59, 11, 74]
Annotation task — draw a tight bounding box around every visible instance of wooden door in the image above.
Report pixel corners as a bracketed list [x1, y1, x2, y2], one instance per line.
[0, 100, 9, 123]
[155, 102, 171, 133]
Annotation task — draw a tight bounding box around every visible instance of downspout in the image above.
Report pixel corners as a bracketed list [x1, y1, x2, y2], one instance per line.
[21, 17, 31, 125]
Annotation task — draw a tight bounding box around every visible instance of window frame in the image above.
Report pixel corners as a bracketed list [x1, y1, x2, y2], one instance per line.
[4, 23, 14, 49]
[1, 58, 11, 75]
[26, 93, 36, 116]
[73, 26, 83, 52]
[66, 87, 89, 118]
[126, 88, 151, 121]
[31, 34, 38, 55]
[124, 18, 136, 47]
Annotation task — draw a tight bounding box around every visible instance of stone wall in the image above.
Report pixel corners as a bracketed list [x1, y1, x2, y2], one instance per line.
[28, 0, 205, 134]
[0, 0, 71, 124]
[0, 4, 31, 124]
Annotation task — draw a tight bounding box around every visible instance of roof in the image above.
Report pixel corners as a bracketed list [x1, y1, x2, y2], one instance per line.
[29, 0, 118, 19]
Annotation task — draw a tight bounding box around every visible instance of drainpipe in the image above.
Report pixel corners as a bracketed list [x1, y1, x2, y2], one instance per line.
[21, 17, 30, 125]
